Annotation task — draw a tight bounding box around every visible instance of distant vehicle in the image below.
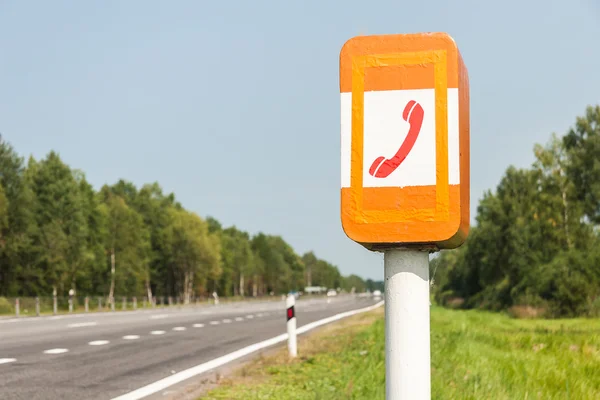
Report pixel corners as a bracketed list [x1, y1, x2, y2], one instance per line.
[304, 286, 328, 295]
[373, 290, 382, 297]
[326, 289, 337, 297]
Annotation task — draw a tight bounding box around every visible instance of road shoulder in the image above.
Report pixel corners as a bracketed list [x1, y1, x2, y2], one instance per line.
[184, 306, 384, 400]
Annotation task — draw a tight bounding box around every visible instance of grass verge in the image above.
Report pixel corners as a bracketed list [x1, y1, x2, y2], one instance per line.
[201, 306, 600, 399]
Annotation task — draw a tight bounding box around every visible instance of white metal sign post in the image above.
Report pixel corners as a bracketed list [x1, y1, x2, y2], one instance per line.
[339, 32, 471, 399]
[385, 249, 430, 398]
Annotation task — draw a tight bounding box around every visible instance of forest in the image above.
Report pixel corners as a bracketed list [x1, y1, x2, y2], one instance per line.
[4, 106, 598, 318]
[431, 105, 600, 318]
[0, 136, 382, 302]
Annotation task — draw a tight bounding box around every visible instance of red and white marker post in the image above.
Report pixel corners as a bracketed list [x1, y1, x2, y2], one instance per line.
[286, 294, 297, 358]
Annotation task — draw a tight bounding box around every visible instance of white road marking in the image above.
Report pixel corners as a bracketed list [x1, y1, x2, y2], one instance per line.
[123, 335, 140, 340]
[246, 315, 254, 319]
[150, 330, 166, 335]
[257, 313, 263, 317]
[223, 319, 232, 323]
[89, 340, 110, 346]
[0, 358, 17, 364]
[110, 301, 384, 400]
[150, 314, 169, 320]
[49, 316, 63, 320]
[235, 317, 244, 322]
[172, 327, 186, 331]
[68, 322, 97, 328]
[209, 321, 219, 325]
[44, 348, 69, 354]
[193, 323, 204, 328]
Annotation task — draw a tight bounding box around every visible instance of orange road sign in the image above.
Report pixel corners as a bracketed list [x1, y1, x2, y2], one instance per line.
[340, 32, 470, 250]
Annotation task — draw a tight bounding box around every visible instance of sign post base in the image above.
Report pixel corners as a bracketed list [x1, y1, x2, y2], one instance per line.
[384, 249, 431, 400]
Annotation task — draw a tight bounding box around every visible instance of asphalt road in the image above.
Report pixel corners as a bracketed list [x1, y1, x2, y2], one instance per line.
[0, 295, 380, 400]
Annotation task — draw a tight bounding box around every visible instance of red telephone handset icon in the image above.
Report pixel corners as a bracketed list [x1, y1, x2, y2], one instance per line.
[368, 100, 424, 178]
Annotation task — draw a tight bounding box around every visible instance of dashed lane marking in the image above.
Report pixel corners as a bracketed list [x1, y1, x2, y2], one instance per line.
[68, 322, 97, 328]
[43, 348, 69, 354]
[89, 340, 110, 346]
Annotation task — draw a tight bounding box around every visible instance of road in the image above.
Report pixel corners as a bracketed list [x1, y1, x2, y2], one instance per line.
[0, 295, 380, 400]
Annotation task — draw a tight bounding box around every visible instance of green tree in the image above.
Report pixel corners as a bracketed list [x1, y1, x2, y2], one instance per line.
[302, 251, 318, 287]
[28, 152, 88, 296]
[312, 259, 341, 289]
[126, 182, 178, 299]
[165, 209, 221, 302]
[563, 105, 600, 224]
[0, 183, 8, 254]
[99, 188, 150, 301]
[0, 136, 37, 295]
[72, 171, 107, 295]
[218, 227, 255, 296]
[342, 274, 366, 292]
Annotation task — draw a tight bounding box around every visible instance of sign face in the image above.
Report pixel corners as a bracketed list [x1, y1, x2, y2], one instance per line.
[339, 32, 470, 250]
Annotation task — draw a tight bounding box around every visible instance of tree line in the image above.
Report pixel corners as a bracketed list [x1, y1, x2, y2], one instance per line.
[0, 137, 382, 301]
[431, 105, 600, 318]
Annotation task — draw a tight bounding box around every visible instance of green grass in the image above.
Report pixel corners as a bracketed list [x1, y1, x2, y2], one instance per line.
[202, 306, 600, 399]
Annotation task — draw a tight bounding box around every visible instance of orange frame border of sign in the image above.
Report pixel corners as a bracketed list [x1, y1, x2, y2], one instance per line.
[340, 32, 470, 250]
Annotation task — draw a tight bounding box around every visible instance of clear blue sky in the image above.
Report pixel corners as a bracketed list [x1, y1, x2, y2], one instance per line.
[1, 1, 599, 281]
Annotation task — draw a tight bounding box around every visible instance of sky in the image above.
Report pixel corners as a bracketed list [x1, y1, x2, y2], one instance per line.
[1, 1, 599, 281]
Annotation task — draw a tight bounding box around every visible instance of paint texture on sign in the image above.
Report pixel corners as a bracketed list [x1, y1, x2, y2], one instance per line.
[339, 32, 470, 250]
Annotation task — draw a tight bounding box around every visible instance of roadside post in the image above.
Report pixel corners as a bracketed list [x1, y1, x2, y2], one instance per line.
[339, 32, 470, 399]
[53, 288, 58, 315]
[69, 289, 75, 313]
[286, 294, 297, 358]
